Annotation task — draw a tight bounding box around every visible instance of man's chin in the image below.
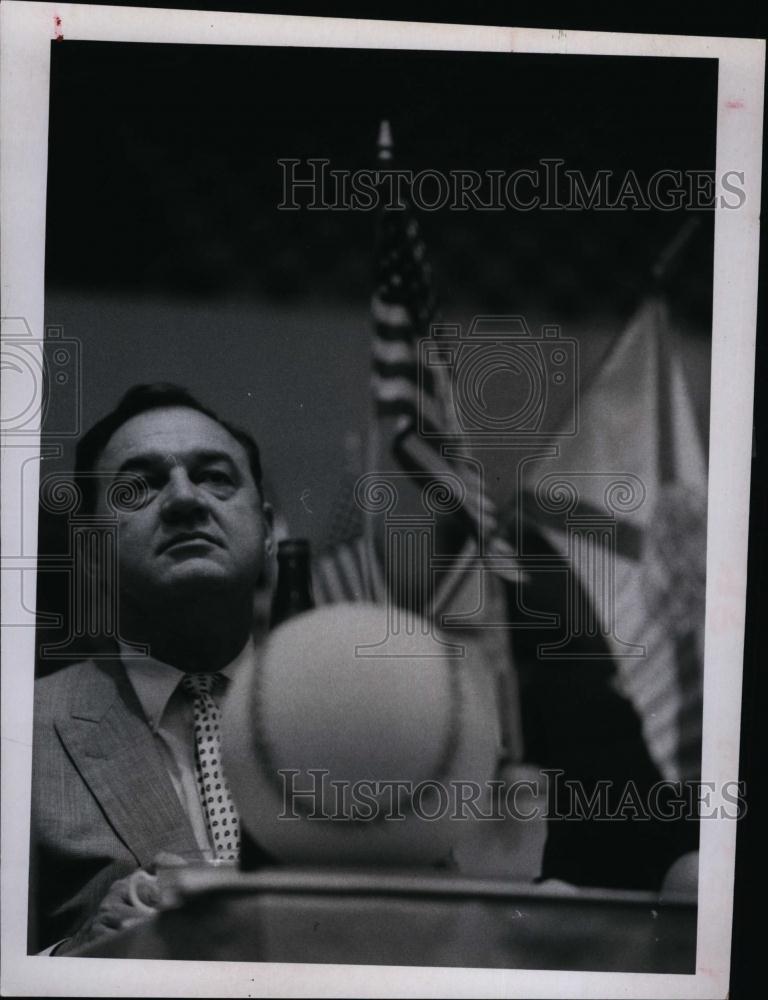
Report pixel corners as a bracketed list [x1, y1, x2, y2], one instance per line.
[140, 560, 237, 600]
[162, 560, 233, 587]
[122, 558, 262, 609]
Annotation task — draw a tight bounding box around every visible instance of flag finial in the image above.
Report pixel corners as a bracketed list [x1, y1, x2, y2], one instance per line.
[377, 119, 394, 162]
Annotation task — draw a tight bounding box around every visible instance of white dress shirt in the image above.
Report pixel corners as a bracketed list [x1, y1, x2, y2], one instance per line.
[121, 639, 255, 860]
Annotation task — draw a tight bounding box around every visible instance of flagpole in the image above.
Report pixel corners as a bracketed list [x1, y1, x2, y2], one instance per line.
[579, 216, 704, 403]
[651, 216, 702, 285]
[362, 120, 395, 602]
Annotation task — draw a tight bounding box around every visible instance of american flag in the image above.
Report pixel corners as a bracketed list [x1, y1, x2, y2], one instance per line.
[314, 121, 519, 619]
[313, 438, 384, 604]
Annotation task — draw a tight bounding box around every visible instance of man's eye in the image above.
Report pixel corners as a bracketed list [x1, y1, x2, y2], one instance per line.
[199, 470, 234, 486]
[140, 475, 163, 494]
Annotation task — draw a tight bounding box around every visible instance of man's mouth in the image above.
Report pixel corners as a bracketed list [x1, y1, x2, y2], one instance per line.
[158, 532, 221, 554]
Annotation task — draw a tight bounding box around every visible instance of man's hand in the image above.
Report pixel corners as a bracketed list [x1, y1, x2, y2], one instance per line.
[53, 852, 189, 956]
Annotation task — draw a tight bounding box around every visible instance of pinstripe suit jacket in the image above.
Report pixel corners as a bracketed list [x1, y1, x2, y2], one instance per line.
[30, 659, 201, 951]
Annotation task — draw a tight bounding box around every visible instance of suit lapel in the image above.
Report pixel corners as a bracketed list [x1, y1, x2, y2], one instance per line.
[55, 660, 200, 869]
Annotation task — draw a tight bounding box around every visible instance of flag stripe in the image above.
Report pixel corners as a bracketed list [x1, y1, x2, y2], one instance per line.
[372, 339, 414, 365]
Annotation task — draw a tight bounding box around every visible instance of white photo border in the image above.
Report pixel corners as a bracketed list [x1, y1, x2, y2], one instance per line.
[1, 2, 764, 997]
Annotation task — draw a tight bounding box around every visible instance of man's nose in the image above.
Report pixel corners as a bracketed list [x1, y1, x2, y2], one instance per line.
[160, 469, 207, 522]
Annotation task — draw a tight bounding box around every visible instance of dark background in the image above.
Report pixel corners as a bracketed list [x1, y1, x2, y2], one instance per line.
[42, 41, 716, 545]
[46, 41, 716, 319]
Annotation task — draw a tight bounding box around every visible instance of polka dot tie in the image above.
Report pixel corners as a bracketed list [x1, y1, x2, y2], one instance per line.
[181, 672, 240, 862]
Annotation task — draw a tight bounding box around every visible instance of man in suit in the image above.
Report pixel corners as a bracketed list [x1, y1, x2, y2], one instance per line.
[30, 383, 274, 954]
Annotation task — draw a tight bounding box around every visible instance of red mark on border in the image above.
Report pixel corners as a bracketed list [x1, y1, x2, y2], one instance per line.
[54, 15, 64, 41]
[725, 99, 744, 109]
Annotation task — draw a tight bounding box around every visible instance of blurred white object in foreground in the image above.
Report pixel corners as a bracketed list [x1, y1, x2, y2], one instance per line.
[223, 602, 501, 865]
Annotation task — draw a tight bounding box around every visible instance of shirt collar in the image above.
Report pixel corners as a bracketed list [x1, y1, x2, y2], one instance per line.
[120, 638, 257, 733]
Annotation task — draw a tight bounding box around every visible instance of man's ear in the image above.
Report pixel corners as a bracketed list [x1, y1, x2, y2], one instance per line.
[262, 501, 275, 554]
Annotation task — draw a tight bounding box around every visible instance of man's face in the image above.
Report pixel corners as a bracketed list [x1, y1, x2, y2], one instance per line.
[94, 406, 271, 606]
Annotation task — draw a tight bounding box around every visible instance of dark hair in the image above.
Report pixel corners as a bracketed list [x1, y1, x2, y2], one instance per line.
[74, 383, 263, 514]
